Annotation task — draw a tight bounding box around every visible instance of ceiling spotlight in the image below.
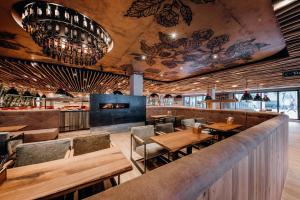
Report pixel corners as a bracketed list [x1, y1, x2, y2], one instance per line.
[180, 67, 183, 70]
[212, 54, 218, 59]
[216, 80, 220, 83]
[141, 55, 146, 60]
[232, 85, 238, 88]
[170, 32, 177, 39]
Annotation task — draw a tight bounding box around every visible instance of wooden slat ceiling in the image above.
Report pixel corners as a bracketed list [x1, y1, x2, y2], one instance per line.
[146, 0, 300, 95]
[0, 58, 130, 94]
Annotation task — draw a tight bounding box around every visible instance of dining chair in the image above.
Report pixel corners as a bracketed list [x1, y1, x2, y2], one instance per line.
[155, 123, 174, 134]
[164, 117, 176, 124]
[73, 133, 110, 156]
[14, 138, 72, 167]
[181, 118, 195, 129]
[130, 125, 166, 174]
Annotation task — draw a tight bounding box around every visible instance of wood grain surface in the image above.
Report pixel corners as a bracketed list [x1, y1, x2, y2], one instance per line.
[0, 147, 132, 200]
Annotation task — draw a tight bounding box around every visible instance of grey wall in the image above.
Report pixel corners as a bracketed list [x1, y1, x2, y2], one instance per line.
[89, 94, 146, 127]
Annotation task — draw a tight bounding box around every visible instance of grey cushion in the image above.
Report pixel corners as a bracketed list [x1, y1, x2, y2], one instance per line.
[73, 133, 110, 156]
[181, 119, 195, 128]
[131, 125, 155, 150]
[156, 123, 174, 133]
[136, 143, 165, 159]
[14, 138, 71, 167]
[195, 118, 206, 124]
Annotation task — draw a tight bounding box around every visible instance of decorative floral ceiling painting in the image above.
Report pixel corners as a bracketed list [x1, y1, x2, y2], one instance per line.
[0, 0, 285, 81]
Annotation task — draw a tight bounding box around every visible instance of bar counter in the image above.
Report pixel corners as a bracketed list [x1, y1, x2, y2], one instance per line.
[0, 109, 89, 132]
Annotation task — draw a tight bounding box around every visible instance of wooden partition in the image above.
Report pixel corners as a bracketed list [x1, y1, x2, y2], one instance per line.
[0, 110, 60, 130]
[147, 106, 278, 129]
[88, 114, 289, 200]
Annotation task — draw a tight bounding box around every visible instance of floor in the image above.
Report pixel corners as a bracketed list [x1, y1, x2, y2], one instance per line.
[281, 121, 300, 200]
[60, 121, 300, 199]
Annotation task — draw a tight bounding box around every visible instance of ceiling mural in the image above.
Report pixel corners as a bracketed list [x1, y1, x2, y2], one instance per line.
[0, 0, 286, 82]
[125, 0, 215, 27]
[131, 30, 269, 73]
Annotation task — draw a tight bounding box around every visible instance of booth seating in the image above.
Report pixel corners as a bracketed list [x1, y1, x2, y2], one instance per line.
[73, 133, 110, 156]
[14, 138, 72, 167]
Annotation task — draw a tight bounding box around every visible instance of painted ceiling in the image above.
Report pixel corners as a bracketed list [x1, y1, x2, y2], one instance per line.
[0, 0, 285, 81]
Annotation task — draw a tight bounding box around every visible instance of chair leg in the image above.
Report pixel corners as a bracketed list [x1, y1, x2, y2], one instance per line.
[144, 144, 147, 173]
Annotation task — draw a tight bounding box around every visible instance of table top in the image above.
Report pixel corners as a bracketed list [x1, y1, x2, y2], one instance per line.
[0, 125, 27, 132]
[0, 147, 132, 200]
[151, 130, 213, 152]
[204, 122, 242, 132]
[150, 115, 171, 119]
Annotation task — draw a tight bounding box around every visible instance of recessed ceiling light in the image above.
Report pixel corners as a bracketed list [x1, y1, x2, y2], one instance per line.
[180, 67, 183, 70]
[32, 78, 37, 82]
[199, 77, 207, 80]
[170, 32, 177, 39]
[160, 73, 163, 77]
[212, 54, 218, 59]
[193, 82, 198, 84]
[216, 80, 220, 83]
[232, 85, 238, 88]
[141, 55, 146, 60]
[23, 75, 28, 78]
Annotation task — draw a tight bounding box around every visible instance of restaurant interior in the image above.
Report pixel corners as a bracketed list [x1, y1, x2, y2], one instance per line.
[0, 0, 299, 199]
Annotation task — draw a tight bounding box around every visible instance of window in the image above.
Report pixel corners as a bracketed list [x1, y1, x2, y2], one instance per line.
[184, 97, 190, 106]
[279, 91, 298, 119]
[262, 92, 278, 112]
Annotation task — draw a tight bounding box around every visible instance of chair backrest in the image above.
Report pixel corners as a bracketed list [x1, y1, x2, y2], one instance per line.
[14, 138, 71, 167]
[165, 117, 175, 124]
[181, 118, 195, 128]
[156, 123, 174, 133]
[131, 125, 154, 150]
[195, 118, 206, 124]
[73, 133, 110, 156]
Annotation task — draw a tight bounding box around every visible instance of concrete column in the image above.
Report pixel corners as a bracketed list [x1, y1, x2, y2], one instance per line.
[206, 88, 216, 109]
[130, 73, 143, 96]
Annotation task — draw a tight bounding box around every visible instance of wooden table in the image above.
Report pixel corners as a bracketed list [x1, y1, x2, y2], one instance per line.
[0, 147, 132, 200]
[203, 123, 242, 132]
[151, 130, 213, 160]
[150, 115, 171, 119]
[0, 125, 27, 132]
[204, 122, 242, 141]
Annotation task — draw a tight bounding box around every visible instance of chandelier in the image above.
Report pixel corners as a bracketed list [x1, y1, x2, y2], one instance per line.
[21, 1, 113, 66]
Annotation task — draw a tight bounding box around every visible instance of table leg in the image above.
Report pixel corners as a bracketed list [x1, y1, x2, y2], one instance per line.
[117, 175, 120, 185]
[171, 152, 179, 160]
[186, 146, 192, 154]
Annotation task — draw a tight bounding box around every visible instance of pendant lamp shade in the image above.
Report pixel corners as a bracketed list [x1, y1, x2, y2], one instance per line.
[6, 87, 19, 95]
[35, 93, 40, 98]
[174, 95, 182, 101]
[241, 91, 253, 101]
[150, 93, 159, 98]
[253, 93, 262, 101]
[113, 91, 123, 95]
[164, 94, 172, 99]
[23, 90, 33, 97]
[56, 88, 67, 95]
[42, 94, 47, 98]
[263, 95, 270, 102]
[204, 94, 212, 101]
